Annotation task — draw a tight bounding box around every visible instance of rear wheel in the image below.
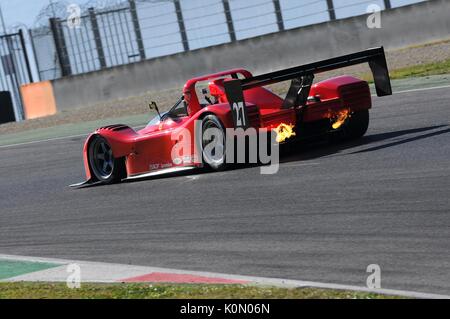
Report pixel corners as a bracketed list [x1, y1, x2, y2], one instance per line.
[331, 109, 369, 142]
[345, 109, 370, 139]
[88, 136, 125, 184]
[201, 115, 226, 171]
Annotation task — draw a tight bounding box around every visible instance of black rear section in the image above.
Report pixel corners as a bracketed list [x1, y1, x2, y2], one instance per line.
[240, 47, 392, 97]
[224, 47, 392, 129]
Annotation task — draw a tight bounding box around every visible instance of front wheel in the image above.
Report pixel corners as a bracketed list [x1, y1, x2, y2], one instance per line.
[88, 136, 125, 184]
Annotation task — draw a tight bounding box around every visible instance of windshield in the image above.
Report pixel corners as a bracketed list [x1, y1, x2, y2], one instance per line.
[146, 111, 167, 127]
[166, 96, 188, 118]
[146, 96, 188, 127]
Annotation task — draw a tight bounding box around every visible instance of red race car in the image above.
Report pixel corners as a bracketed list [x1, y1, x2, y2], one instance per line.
[72, 47, 392, 187]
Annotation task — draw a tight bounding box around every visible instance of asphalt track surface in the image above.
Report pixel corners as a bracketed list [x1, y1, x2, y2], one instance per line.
[1, 87, 449, 295]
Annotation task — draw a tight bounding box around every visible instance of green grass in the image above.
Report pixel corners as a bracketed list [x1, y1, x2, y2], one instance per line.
[389, 59, 450, 80]
[363, 58, 450, 82]
[0, 283, 404, 299]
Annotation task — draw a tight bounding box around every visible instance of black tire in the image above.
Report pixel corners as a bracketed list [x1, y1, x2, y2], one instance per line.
[330, 109, 370, 142]
[88, 136, 126, 184]
[345, 109, 370, 140]
[200, 115, 226, 171]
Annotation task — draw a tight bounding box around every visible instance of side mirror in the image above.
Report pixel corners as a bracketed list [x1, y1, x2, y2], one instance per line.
[149, 101, 162, 120]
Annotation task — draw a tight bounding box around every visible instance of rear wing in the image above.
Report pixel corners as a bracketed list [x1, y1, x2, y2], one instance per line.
[224, 47, 392, 128]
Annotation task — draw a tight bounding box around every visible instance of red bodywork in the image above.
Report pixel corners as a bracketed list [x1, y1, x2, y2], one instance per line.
[82, 69, 371, 181]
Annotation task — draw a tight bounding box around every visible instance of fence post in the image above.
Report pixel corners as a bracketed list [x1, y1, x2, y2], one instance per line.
[222, 0, 236, 42]
[128, 0, 146, 60]
[384, 0, 391, 10]
[272, 0, 285, 31]
[326, 0, 336, 21]
[28, 29, 41, 82]
[174, 0, 189, 52]
[18, 29, 34, 83]
[49, 18, 72, 76]
[88, 8, 107, 69]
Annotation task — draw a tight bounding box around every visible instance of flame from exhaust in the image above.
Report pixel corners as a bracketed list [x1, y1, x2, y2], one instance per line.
[274, 123, 296, 143]
[332, 108, 351, 130]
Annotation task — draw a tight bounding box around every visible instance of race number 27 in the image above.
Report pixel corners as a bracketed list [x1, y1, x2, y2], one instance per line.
[232, 102, 247, 128]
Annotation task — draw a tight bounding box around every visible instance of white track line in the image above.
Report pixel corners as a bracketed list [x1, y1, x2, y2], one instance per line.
[0, 254, 448, 299]
[0, 125, 146, 149]
[0, 133, 87, 149]
[393, 84, 450, 94]
[1, 84, 450, 150]
[371, 84, 450, 97]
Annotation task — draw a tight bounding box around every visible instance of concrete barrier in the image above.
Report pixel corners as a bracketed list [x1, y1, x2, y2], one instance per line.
[48, 0, 450, 112]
